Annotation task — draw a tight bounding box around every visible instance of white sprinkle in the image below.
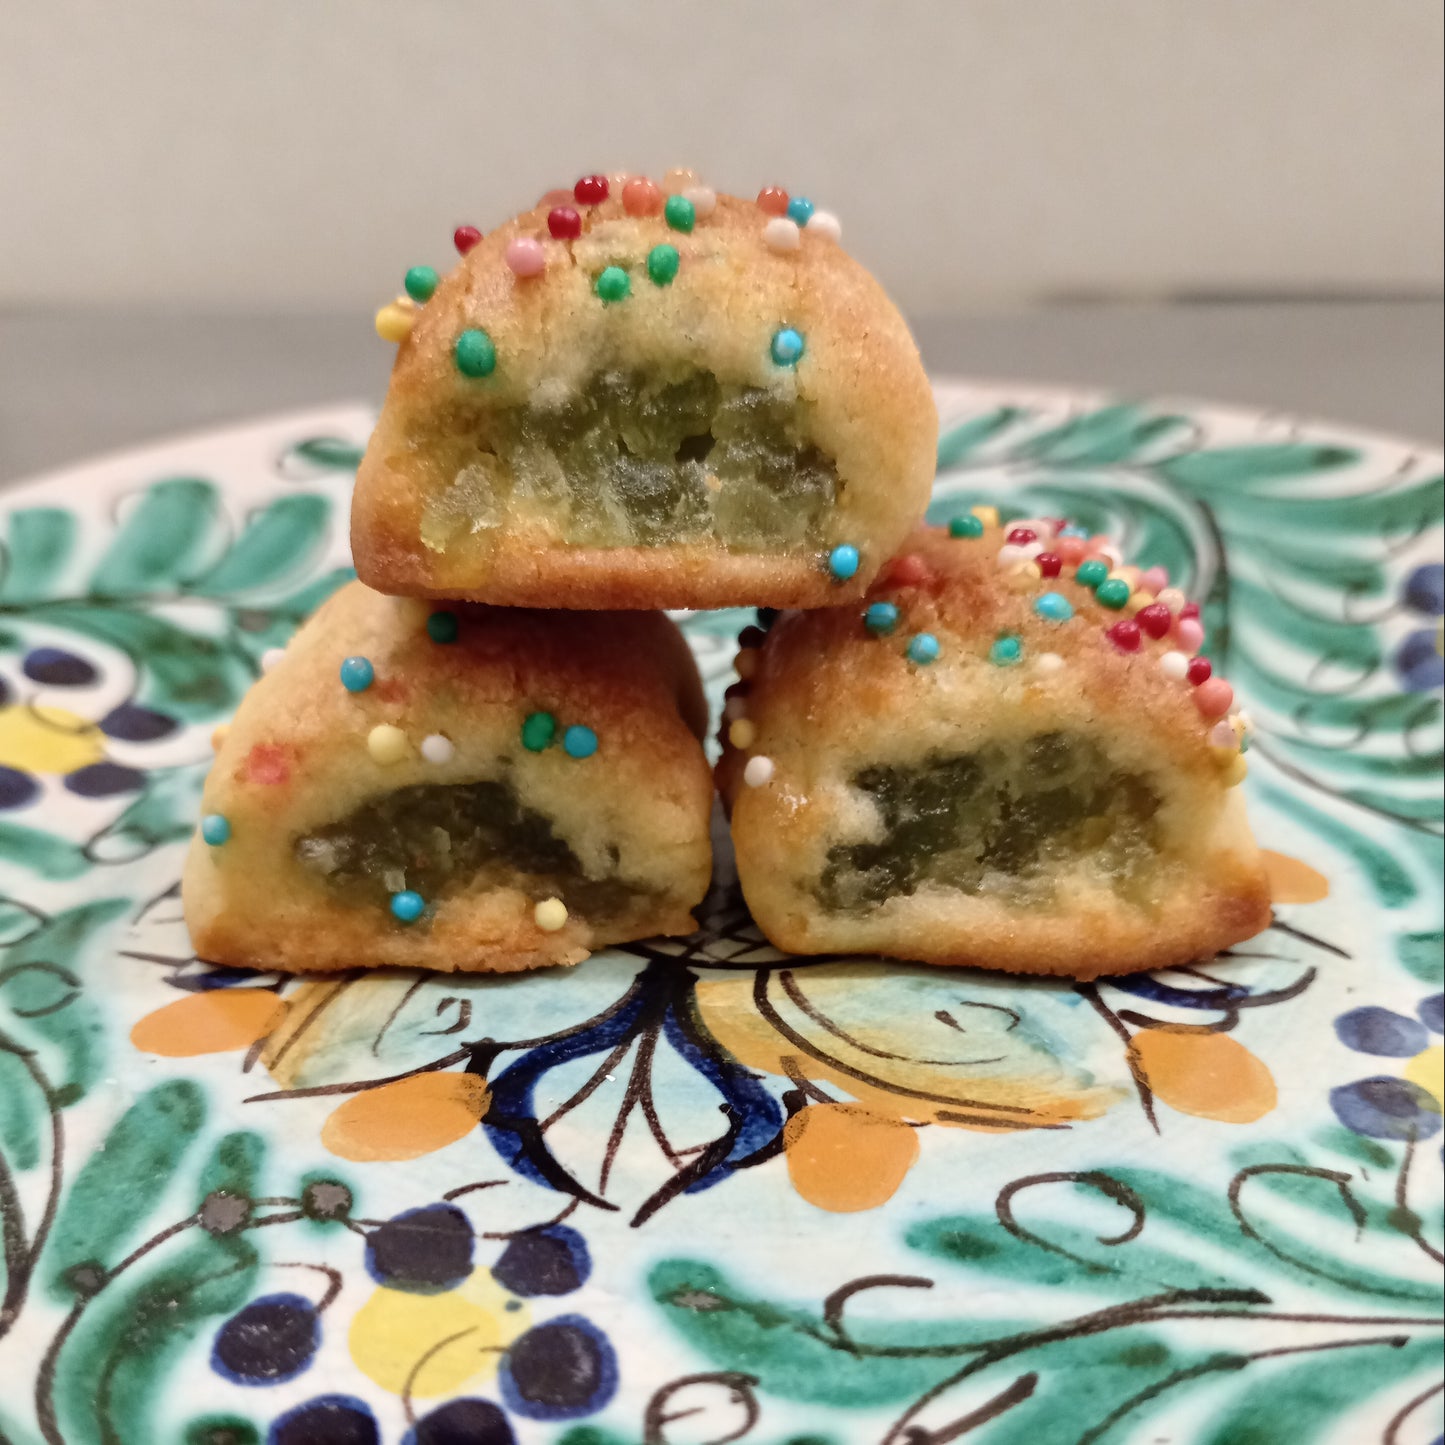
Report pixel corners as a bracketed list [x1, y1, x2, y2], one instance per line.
[420, 733, 455, 764]
[1209, 721, 1238, 749]
[261, 647, 286, 673]
[683, 185, 717, 218]
[996, 543, 1029, 569]
[534, 897, 569, 932]
[1020, 541, 1045, 560]
[1035, 652, 1065, 675]
[1095, 542, 1123, 567]
[763, 217, 801, 252]
[1158, 650, 1189, 681]
[807, 210, 842, 242]
[743, 755, 776, 787]
[1156, 587, 1187, 614]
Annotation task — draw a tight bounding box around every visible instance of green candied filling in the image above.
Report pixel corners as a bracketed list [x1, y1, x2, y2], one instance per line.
[294, 779, 642, 917]
[420, 369, 838, 551]
[816, 733, 1162, 912]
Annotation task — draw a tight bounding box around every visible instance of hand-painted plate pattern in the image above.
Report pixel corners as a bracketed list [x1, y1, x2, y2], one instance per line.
[0, 389, 1439, 1445]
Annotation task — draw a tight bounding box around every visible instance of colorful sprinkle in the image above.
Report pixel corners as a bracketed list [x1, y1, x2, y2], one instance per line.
[743, 755, 775, 788]
[390, 891, 425, 924]
[1194, 678, 1234, 719]
[1106, 619, 1142, 652]
[827, 544, 860, 581]
[261, 647, 286, 672]
[1137, 602, 1173, 639]
[684, 185, 717, 218]
[1036, 552, 1062, 578]
[211, 725, 229, 752]
[990, 634, 1023, 666]
[1058, 524, 1089, 539]
[1140, 566, 1170, 594]
[1187, 656, 1213, 685]
[907, 633, 940, 665]
[1156, 587, 1187, 614]
[996, 544, 1030, 570]
[404, 266, 438, 303]
[1075, 559, 1109, 589]
[884, 554, 931, 586]
[1095, 578, 1132, 610]
[1056, 536, 1088, 566]
[563, 725, 598, 759]
[807, 210, 842, 242]
[1035, 652, 1065, 675]
[521, 711, 556, 752]
[1180, 601, 1202, 620]
[1006, 527, 1037, 546]
[1177, 617, 1206, 653]
[454, 329, 497, 378]
[1208, 720, 1238, 749]
[763, 217, 801, 252]
[595, 266, 631, 302]
[534, 898, 569, 932]
[1158, 650, 1190, 681]
[340, 657, 374, 693]
[375, 300, 415, 344]
[420, 734, 454, 765]
[505, 236, 546, 278]
[971, 505, 1000, 528]
[622, 176, 662, 216]
[1034, 592, 1074, 623]
[948, 514, 984, 539]
[864, 601, 900, 635]
[786, 196, 815, 225]
[646, 244, 680, 286]
[734, 649, 759, 680]
[574, 174, 609, 205]
[664, 195, 696, 232]
[426, 610, 459, 644]
[728, 719, 757, 750]
[771, 327, 805, 366]
[757, 186, 790, 215]
[454, 225, 482, 254]
[200, 814, 231, 846]
[368, 725, 409, 765]
[1222, 754, 1248, 788]
[664, 167, 699, 190]
[547, 207, 582, 240]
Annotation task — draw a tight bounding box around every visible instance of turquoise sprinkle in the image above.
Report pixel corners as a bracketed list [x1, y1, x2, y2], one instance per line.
[404, 266, 438, 303]
[1058, 524, 1089, 538]
[339, 656, 374, 692]
[200, 814, 231, 846]
[563, 725, 598, 759]
[907, 633, 940, 665]
[787, 196, 815, 225]
[990, 634, 1024, 666]
[390, 890, 425, 923]
[1034, 591, 1074, 623]
[664, 194, 695, 232]
[595, 266, 631, 302]
[949, 515, 985, 539]
[1096, 578, 1132, 610]
[864, 601, 899, 635]
[828, 544, 860, 581]
[1075, 559, 1109, 589]
[454, 328, 497, 377]
[771, 327, 806, 367]
[426, 610, 459, 644]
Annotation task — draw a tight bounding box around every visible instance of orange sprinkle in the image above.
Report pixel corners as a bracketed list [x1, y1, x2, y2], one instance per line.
[757, 186, 790, 216]
[131, 989, 286, 1057]
[784, 1102, 919, 1212]
[622, 176, 662, 216]
[321, 1071, 491, 1162]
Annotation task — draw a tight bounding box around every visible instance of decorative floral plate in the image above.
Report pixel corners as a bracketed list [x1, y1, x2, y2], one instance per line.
[0, 384, 1439, 1445]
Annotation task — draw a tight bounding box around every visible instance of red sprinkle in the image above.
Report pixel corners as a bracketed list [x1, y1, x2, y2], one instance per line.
[1006, 528, 1038, 546]
[1106, 619, 1142, 652]
[1187, 657, 1213, 685]
[1180, 601, 1201, 621]
[757, 186, 790, 215]
[453, 225, 482, 255]
[574, 174, 609, 205]
[547, 207, 582, 240]
[240, 743, 290, 787]
[1137, 602, 1173, 639]
[1036, 552, 1062, 579]
[884, 553, 931, 587]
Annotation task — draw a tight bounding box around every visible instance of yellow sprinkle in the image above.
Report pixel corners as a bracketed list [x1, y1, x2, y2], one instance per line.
[534, 898, 569, 932]
[1221, 754, 1248, 788]
[1116, 565, 1142, 588]
[375, 299, 416, 344]
[1002, 564, 1037, 593]
[970, 505, 999, 528]
[367, 724, 409, 765]
[734, 649, 759, 681]
[211, 724, 229, 752]
[728, 719, 757, 750]
[1124, 592, 1150, 616]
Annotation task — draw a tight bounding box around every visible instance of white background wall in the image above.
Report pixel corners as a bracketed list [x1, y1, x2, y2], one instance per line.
[3, 0, 1441, 316]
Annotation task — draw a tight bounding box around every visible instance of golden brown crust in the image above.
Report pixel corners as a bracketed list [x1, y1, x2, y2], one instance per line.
[352, 182, 936, 608]
[183, 583, 713, 974]
[720, 526, 1271, 977]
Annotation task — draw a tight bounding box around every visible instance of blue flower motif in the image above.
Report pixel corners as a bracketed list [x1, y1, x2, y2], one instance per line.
[1330, 996, 1443, 1141]
[1394, 628, 1444, 692]
[1402, 561, 1444, 616]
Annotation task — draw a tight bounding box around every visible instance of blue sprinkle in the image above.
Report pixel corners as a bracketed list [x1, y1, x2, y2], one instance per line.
[390, 890, 425, 923]
[1058, 524, 1089, 539]
[787, 196, 815, 225]
[864, 601, 899, 635]
[1034, 591, 1074, 623]
[770, 327, 805, 367]
[340, 656, 374, 693]
[907, 633, 940, 665]
[828, 544, 860, 581]
[990, 634, 1024, 666]
[563, 725, 598, 759]
[200, 814, 231, 846]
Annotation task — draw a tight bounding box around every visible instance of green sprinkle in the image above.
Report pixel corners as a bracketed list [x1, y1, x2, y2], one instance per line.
[521, 711, 556, 752]
[1096, 578, 1132, 609]
[949, 515, 985, 539]
[404, 266, 438, 303]
[426, 610, 459, 643]
[647, 244, 680, 286]
[989, 634, 1024, 666]
[594, 266, 631, 303]
[1075, 558, 1109, 588]
[454, 328, 496, 378]
[664, 195, 695, 233]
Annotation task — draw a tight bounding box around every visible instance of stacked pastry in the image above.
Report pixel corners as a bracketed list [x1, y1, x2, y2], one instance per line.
[183, 170, 1267, 978]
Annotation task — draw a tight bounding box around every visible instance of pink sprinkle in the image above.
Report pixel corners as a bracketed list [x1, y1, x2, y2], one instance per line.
[1194, 678, 1234, 719]
[1139, 566, 1169, 595]
[1177, 617, 1205, 653]
[1209, 720, 1238, 748]
[505, 236, 547, 277]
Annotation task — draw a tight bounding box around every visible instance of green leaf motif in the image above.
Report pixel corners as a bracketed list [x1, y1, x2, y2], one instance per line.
[0, 508, 78, 603]
[89, 479, 222, 598]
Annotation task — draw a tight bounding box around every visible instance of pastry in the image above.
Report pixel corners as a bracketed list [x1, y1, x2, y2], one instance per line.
[354, 172, 936, 610]
[183, 583, 713, 974]
[718, 517, 1270, 977]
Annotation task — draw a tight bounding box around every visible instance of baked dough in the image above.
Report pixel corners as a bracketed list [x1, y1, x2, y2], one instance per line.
[353, 173, 936, 609]
[183, 582, 713, 973]
[719, 519, 1270, 977]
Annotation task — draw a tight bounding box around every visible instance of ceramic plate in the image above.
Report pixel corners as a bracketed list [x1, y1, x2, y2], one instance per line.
[0, 384, 1440, 1445]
